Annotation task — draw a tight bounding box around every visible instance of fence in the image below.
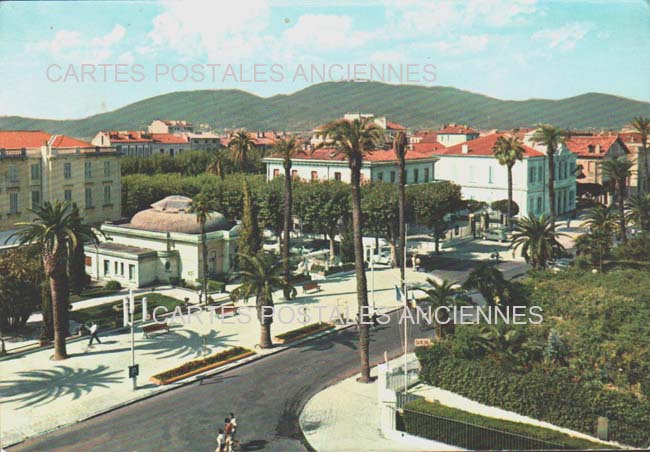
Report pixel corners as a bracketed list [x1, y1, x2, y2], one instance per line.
[398, 409, 570, 450]
[385, 358, 420, 393]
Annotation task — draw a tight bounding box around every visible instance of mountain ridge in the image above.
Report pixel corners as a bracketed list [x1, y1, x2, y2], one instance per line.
[1, 82, 649, 139]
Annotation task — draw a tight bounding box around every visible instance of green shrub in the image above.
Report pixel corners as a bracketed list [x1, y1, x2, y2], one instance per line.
[104, 280, 122, 290]
[207, 280, 225, 293]
[416, 346, 650, 447]
[275, 322, 334, 342]
[151, 346, 253, 382]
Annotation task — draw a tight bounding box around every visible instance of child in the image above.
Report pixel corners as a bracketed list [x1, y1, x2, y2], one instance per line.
[215, 428, 225, 452]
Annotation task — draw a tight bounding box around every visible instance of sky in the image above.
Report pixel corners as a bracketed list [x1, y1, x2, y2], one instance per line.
[0, 0, 648, 119]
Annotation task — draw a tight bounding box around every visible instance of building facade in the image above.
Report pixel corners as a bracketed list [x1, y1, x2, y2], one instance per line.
[85, 196, 238, 288]
[148, 119, 193, 134]
[0, 131, 121, 230]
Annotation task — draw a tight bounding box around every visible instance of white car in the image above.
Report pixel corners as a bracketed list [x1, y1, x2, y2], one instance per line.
[370, 251, 393, 266]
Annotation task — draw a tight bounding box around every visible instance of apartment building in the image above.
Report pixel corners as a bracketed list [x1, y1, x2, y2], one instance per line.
[0, 131, 121, 231]
[91, 130, 193, 157]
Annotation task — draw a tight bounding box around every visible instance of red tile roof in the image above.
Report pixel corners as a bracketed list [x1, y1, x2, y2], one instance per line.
[107, 131, 153, 143]
[423, 133, 544, 158]
[412, 141, 447, 154]
[151, 133, 189, 144]
[386, 121, 407, 131]
[0, 131, 93, 149]
[267, 147, 435, 163]
[438, 124, 479, 135]
[564, 135, 627, 158]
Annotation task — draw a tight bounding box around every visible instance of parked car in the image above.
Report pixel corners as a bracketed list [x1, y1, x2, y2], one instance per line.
[370, 251, 393, 266]
[549, 257, 573, 272]
[482, 227, 511, 242]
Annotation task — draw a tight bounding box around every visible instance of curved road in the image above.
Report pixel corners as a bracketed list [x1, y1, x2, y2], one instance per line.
[11, 311, 424, 452]
[11, 258, 528, 452]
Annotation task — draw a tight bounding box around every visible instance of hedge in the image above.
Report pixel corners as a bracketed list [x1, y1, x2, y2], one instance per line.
[403, 399, 611, 450]
[150, 346, 252, 382]
[416, 346, 650, 448]
[274, 322, 334, 342]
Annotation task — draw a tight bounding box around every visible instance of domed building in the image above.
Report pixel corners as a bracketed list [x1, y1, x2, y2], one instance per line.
[85, 196, 239, 288]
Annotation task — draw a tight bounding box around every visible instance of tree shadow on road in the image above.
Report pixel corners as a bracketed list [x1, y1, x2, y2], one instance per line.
[138, 329, 238, 360]
[0, 365, 123, 409]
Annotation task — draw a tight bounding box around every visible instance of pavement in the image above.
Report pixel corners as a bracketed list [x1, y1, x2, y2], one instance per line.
[300, 357, 459, 452]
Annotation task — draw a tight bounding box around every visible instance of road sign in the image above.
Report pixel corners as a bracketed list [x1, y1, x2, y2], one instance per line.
[414, 338, 432, 347]
[128, 364, 139, 378]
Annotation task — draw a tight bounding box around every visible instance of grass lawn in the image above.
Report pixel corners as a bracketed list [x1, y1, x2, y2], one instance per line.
[404, 399, 614, 450]
[69, 287, 122, 303]
[69, 293, 185, 330]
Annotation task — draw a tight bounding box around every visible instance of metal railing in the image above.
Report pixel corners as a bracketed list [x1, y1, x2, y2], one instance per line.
[398, 409, 570, 450]
[385, 358, 420, 392]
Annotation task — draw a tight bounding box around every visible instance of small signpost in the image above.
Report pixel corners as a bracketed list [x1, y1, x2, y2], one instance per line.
[414, 338, 432, 347]
[128, 364, 140, 379]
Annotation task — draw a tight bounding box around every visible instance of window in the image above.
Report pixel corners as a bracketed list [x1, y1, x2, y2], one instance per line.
[104, 260, 110, 275]
[31, 163, 41, 181]
[129, 264, 135, 281]
[536, 197, 542, 213]
[311, 171, 318, 181]
[390, 171, 396, 183]
[488, 166, 494, 184]
[424, 168, 430, 182]
[104, 185, 111, 205]
[569, 190, 575, 208]
[273, 168, 280, 178]
[64, 189, 72, 202]
[31, 190, 40, 209]
[64, 162, 72, 179]
[85, 187, 93, 208]
[84, 162, 92, 178]
[85, 256, 92, 267]
[120, 262, 125, 276]
[9, 192, 18, 213]
[8, 164, 18, 183]
[104, 161, 111, 177]
[529, 167, 535, 183]
[114, 261, 119, 275]
[413, 169, 419, 183]
[377, 172, 384, 181]
[334, 172, 342, 181]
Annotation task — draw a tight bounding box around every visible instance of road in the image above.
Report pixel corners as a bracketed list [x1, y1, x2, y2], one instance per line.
[11, 258, 529, 452]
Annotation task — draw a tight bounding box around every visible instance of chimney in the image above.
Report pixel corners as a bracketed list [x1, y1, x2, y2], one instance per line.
[595, 144, 601, 154]
[462, 144, 469, 154]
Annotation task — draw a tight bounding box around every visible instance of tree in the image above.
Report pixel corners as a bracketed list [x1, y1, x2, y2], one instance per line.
[237, 180, 262, 269]
[531, 124, 564, 220]
[361, 182, 402, 266]
[631, 117, 650, 194]
[601, 156, 633, 243]
[423, 278, 462, 339]
[68, 204, 88, 296]
[393, 131, 408, 284]
[207, 150, 228, 179]
[463, 263, 510, 307]
[317, 117, 384, 383]
[491, 199, 520, 219]
[408, 181, 464, 254]
[511, 213, 565, 270]
[189, 194, 215, 305]
[273, 136, 302, 298]
[626, 194, 650, 232]
[10, 201, 104, 360]
[492, 135, 525, 229]
[295, 180, 350, 264]
[229, 131, 256, 172]
[0, 245, 43, 334]
[579, 204, 618, 271]
[230, 251, 294, 348]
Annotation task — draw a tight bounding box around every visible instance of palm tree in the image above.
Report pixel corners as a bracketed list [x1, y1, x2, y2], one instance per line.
[317, 117, 384, 383]
[228, 131, 256, 172]
[189, 195, 214, 305]
[463, 263, 509, 307]
[10, 201, 103, 360]
[631, 117, 650, 194]
[626, 194, 650, 232]
[393, 131, 408, 288]
[580, 204, 618, 271]
[511, 214, 565, 270]
[492, 135, 525, 229]
[531, 124, 564, 221]
[207, 150, 227, 179]
[601, 157, 633, 243]
[230, 251, 293, 348]
[423, 278, 461, 339]
[272, 136, 302, 299]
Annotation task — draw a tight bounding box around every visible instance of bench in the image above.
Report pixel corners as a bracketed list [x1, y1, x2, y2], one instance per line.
[302, 282, 322, 294]
[142, 322, 170, 338]
[215, 303, 238, 317]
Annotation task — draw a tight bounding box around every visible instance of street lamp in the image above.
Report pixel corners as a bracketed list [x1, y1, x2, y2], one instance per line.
[124, 289, 139, 391]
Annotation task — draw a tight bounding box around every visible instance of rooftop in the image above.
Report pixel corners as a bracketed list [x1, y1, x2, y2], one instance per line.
[564, 135, 627, 158]
[0, 131, 94, 149]
[422, 133, 544, 158]
[265, 147, 437, 163]
[438, 124, 479, 135]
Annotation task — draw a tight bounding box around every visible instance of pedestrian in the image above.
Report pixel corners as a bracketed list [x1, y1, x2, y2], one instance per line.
[215, 428, 225, 452]
[566, 218, 571, 229]
[224, 417, 234, 451]
[87, 322, 101, 346]
[372, 312, 380, 328]
[229, 413, 237, 441]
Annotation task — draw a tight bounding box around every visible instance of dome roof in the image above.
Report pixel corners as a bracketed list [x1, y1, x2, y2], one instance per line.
[128, 196, 229, 234]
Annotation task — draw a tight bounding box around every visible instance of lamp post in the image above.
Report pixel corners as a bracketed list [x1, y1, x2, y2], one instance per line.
[127, 289, 138, 391]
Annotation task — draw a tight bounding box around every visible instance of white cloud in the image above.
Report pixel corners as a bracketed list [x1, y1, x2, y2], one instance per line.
[531, 22, 592, 52]
[429, 34, 490, 55]
[283, 14, 375, 51]
[92, 25, 126, 48]
[32, 30, 82, 54]
[30, 25, 127, 63]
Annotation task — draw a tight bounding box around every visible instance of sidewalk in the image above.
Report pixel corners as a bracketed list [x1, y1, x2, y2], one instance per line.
[299, 357, 459, 452]
[1, 267, 432, 448]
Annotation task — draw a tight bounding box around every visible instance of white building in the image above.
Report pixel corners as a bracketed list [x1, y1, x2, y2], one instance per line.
[91, 131, 193, 157]
[435, 124, 480, 147]
[148, 119, 193, 134]
[85, 196, 238, 288]
[422, 133, 577, 217]
[263, 147, 438, 184]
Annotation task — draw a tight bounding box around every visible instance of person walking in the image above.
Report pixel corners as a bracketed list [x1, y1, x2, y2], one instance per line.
[224, 417, 234, 452]
[229, 413, 237, 441]
[87, 322, 101, 346]
[215, 428, 225, 452]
